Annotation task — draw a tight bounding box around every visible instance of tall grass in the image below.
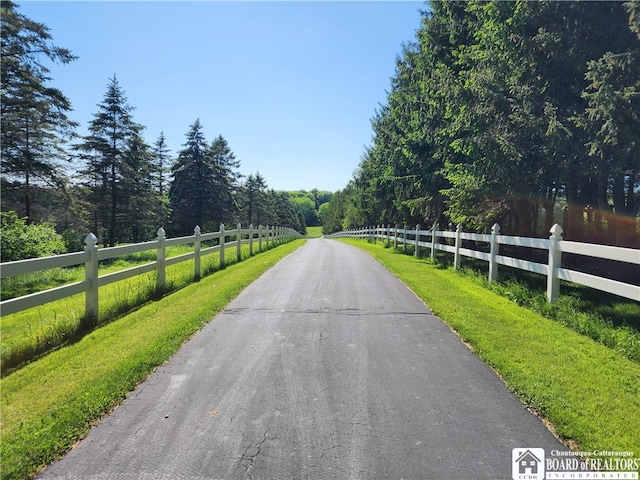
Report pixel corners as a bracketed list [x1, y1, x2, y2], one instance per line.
[0, 242, 269, 374]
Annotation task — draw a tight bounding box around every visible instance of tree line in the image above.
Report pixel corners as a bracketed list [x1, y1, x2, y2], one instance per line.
[323, 0, 640, 247]
[1, 2, 331, 260]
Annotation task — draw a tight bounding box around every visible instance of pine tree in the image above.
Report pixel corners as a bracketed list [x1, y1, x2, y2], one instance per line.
[169, 123, 242, 235]
[208, 134, 241, 225]
[151, 131, 171, 196]
[75, 75, 141, 246]
[120, 126, 170, 241]
[1, 0, 78, 222]
[241, 172, 268, 226]
[169, 120, 214, 234]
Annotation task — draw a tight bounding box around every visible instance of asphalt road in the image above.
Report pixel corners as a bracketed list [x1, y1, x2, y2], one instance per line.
[38, 239, 568, 480]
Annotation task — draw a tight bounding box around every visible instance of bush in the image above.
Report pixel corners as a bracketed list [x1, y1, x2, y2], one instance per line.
[0, 211, 67, 262]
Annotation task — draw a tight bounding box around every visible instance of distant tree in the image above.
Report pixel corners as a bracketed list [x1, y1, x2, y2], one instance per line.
[1, 0, 78, 223]
[75, 75, 142, 246]
[240, 172, 268, 226]
[290, 195, 318, 226]
[208, 134, 242, 225]
[169, 122, 241, 234]
[313, 190, 333, 207]
[321, 186, 353, 234]
[263, 190, 305, 234]
[285, 189, 332, 227]
[120, 126, 170, 241]
[169, 120, 210, 234]
[317, 201, 330, 226]
[151, 131, 171, 196]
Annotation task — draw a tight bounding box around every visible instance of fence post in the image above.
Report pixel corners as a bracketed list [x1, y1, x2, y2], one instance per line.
[249, 224, 254, 256]
[547, 223, 563, 302]
[431, 222, 438, 261]
[220, 223, 226, 268]
[454, 223, 462, 270]
[394, 224, 398, 249]
[489, 223, 500, 282]
[84, 233, 99, 323]
[403, 225, 407, 253]
[237, 223, 242, 262]
[415, 224, 420, 258]
[157, 227, 166, 292]
[194, 225, 201, 280]
[386, 224, 391, 247]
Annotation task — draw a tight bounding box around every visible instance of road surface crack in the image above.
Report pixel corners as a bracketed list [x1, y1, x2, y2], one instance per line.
[238, 430, 273, 479]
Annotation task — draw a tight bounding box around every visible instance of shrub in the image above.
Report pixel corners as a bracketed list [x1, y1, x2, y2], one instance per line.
[0, 211, 67, 262]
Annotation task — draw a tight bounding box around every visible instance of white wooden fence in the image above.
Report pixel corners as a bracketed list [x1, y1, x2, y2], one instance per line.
[1, 224, 302, 320]
[328, 223, 640, 303]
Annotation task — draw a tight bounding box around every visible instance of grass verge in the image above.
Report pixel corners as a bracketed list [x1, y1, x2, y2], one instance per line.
[341, 239, 640, 457]
[1, 243, 257, 374]
[472, 269, 640, 362]
[0, 239, 305, 480]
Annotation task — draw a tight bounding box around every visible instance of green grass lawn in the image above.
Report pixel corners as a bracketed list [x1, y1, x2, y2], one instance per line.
[342, 239, 640, 458]
[1, 243, 261, 374]
[0, 239, 305, 480]
[305, 226, 323, 238]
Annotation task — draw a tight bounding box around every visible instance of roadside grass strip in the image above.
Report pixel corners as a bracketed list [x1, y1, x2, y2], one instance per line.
[1, 244, 252, 374]
[342, 239, 640, 456]
[0, 240, 305, 480]
[305, 226, 323, 238]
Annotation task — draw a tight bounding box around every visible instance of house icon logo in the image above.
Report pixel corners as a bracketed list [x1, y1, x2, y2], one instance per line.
[512, 448, 545, 480]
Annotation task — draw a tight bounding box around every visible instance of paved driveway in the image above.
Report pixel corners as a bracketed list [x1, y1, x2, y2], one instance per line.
[38, 239, 568, 479]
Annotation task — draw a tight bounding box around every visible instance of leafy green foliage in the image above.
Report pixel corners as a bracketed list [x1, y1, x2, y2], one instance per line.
[0, 211, 66, 262]
[326, 0, 640, 245]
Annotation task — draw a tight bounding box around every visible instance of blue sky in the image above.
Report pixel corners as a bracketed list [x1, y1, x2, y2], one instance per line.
[18, 1, 425, 192]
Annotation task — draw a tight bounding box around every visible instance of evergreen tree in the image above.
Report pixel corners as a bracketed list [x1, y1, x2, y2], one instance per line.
[340, 0, 639, 245]
[1, 1, 78, 222]
[75, 75, 143, 246]
[262, 190, 305, 234]
[120, 126, 170, 241]
[169, 121, 241, 234]
[208, 134, 241, 225]
[151, 131, 171, 196]
[169, 120, 209, 234]
[240, 172, 268, 226]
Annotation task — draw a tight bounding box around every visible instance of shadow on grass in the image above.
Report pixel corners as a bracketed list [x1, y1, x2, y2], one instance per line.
[1, 242, 290, 377]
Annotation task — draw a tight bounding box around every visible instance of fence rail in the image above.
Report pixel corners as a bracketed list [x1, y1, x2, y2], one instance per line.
[1, 224, 301, 320]
[328, 223, 640, 303]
